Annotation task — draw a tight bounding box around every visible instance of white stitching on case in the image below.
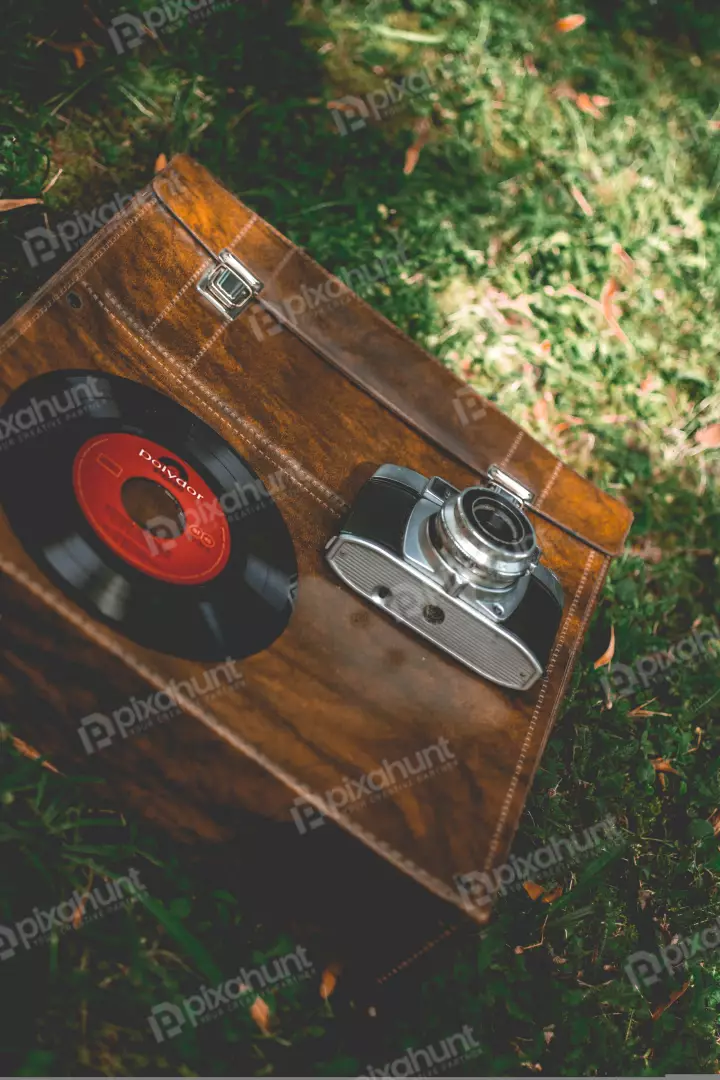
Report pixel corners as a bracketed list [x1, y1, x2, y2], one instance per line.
[145, 209, 263, 360]
[148, 258, 212, 332]
[375, 543, 605, 981]
[145, 210, 259, 336]
[482, 548, 599, 873]
[189, 317, 231, 368]
[0, 198, 154, 355]
[501, 430, 524, 468]
[258, 243, 297, 286]
[536, 460, 564, 508]
[81, 282, 347, 516]
[228, 212, 258, 250]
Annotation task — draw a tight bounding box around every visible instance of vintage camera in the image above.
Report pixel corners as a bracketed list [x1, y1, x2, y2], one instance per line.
[325, 464, 564, 690]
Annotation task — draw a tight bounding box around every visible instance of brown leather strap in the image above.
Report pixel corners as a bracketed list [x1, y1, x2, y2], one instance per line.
[151, 158, 633, 559]
[248, 293, 621, 559]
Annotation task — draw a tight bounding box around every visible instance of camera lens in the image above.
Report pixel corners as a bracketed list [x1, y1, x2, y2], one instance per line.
[461, 491, 532, 550]
[429, 486, 538, 590]
[466, 496, 523, 545]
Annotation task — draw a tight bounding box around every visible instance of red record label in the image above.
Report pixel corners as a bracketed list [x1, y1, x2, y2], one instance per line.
[73, 433, 231, 585]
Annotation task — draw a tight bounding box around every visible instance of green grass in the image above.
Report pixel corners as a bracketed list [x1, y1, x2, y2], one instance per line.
[1, 0, 720, 1074]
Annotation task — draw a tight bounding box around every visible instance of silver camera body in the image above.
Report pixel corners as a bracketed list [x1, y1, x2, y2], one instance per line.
[325, 464, 564, 691]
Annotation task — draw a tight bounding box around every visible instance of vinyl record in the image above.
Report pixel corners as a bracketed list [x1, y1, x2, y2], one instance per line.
[0, 369, 298, 661]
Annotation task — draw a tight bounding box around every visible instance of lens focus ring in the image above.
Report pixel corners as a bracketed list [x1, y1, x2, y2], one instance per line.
[430, 487, 538, 589]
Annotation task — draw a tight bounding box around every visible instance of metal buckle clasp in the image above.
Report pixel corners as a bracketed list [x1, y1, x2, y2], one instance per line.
[486, 465, 534, 506]
[197, 250, 263, 319]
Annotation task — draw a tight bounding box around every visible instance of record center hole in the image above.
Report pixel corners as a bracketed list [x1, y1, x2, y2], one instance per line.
[423, 604, 445, 625]
[121, 477, 186, 538]
[158, 456, 188, 481]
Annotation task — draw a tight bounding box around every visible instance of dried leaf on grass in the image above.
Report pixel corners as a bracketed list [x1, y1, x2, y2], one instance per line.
[32, 37, 97, 68]
[600, 277, 620, 320]
[0, 198, 42, 212]
[250, 995, 271, 1033]
[594, 625, 616, 669]
[523, 881, 563, 903]
[42, 169, 63, 195]
[523, 881, 545, 900]
[651, 758, 681, 775]
[612, 240, 636, 273]
[404, 116, 432, 176]
[154, 153, 168, 173]
[72, 872, 95, 928]
[555, 14, 586, 33]
[553, 81, 579, 101]
[639, 373, 661, 395]
[651, 980, 691, 1021]
[695, 423, 720, 448]
[320, 965, 341, 1000]
[554, 416, 584, 434]
[514, 915, 549, 953]
[570, 185, 594, 216]
[11, 735, 59, 773]
[561, 279, 633, 351]
[627, 697, 671, 718]
[575, 92, 604, 120]
[551, 80, 611, 124]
